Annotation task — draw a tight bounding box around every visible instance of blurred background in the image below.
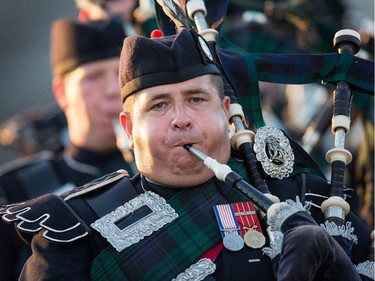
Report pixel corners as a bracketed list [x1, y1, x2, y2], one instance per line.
[0, 1, 77, 165]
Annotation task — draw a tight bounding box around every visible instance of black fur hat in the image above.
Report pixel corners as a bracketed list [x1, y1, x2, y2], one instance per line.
[119, 29, 220, 103]
[50, 18, 125, 76]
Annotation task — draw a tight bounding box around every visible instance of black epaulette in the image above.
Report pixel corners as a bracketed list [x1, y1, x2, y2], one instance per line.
[0, 169, 128, 243]
[62, 169, 129, 201]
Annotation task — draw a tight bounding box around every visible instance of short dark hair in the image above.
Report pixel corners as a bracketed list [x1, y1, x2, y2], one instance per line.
[210, 75, 225, 98]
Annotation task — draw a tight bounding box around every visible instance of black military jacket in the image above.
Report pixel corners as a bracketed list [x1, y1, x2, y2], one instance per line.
[0, 142, 371, 280]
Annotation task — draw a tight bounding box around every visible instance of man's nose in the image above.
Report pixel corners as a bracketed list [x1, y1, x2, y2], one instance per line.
[172, 104, 191, 129]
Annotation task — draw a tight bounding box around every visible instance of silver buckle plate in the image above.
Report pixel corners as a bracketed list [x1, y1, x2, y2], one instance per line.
[91, 191, 178, 252]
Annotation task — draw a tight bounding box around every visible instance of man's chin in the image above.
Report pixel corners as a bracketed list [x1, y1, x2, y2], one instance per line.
[159, 172, 214, 188]
[173, 162, 213, 179]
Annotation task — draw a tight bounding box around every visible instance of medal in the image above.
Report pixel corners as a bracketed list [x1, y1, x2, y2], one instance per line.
[223, 232, 245, 251]
[232, 202, 266, 249]
[244, 227, 266, 249]
[214, 202, 266, 251]
[213, 204, 244, 252]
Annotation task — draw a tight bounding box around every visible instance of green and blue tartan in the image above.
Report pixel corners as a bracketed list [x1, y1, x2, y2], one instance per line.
[90, 177, 249, 281]
[217, 38, 374, 128]
[90, 153, 323, 280]
[155, 0, 374, 129]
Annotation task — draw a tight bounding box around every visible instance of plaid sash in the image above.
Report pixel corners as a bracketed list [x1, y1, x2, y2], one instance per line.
[90, 176, 249, 281]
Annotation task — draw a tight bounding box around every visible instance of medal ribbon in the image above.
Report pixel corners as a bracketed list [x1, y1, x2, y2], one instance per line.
[231, 201, 263, 236]
[213, 204, 241, 238]
[202, 202, 264, 262]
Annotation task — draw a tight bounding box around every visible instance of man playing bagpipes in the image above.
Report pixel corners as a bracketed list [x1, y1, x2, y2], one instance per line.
[1, 0, 373, 280]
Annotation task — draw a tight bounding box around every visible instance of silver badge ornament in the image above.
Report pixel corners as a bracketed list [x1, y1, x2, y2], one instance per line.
[253, 126, 294, 179]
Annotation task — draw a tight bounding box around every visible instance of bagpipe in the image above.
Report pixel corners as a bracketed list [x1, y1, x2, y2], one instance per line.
[154, 0, 374, 280]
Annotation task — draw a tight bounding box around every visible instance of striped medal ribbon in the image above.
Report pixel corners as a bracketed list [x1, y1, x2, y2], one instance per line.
[232, 202, 266, 249]
[213, 204, 244, 251]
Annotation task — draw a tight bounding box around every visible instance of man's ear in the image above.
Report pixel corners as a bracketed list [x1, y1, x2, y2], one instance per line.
[119, 111, 134, 149]
[223, 96, 231, 118]
[52, 76, 67, 110]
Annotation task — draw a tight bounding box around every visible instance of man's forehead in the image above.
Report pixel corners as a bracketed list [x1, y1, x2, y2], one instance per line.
[136, 76, 214, 97]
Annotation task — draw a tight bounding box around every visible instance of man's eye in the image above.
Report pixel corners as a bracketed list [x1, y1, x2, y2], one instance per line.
[152, 102, 165, 110]
[191, 97, 203, 104]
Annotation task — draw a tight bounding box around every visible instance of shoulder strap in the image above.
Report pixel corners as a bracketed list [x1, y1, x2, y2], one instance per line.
[63, 170, 128, 201]
[84, 175, 139, 218]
